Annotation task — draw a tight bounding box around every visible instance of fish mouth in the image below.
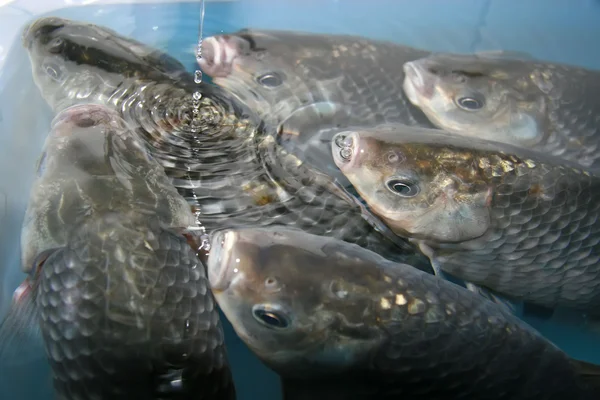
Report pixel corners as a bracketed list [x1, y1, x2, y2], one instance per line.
[198, 35, 242, 78]
[207, 229, 237, 292]
[21, 17, 66, 49]
[403, 61, 435, 103]
[50, 104, 117, 131]
[331, 131, 359, 171]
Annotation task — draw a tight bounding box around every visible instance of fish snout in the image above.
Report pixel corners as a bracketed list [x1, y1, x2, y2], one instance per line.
[403, 60, 436, 101]
[207, 229, 238, 292]
[21, 17, 66, 49]
[198, 35, 244, 78]
[50, 104, 121, 134]
[331, 131, 361, 171]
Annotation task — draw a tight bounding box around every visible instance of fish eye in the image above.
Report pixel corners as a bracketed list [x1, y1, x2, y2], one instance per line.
[42, 62, 64, 82]
[456, 96, 485, 111]
[256, 72, 283, 87]
[252, 304, 291, 329]
[386, 178, 420, 197]
[47, 37, 64, 53]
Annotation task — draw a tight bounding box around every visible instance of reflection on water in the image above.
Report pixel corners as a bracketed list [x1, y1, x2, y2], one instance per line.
[1, 1, 600, 399]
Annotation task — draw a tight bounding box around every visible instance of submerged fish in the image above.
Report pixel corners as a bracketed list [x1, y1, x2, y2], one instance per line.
[0, 104, 235, 399]
[331, 125, 600, 312]
[199, 29, 435, 183]
[403, 52, 600, 168]
[207, 226, 600, 400]
[22, 17, 429, 269]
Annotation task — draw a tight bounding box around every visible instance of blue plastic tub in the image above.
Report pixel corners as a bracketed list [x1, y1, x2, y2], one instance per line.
[1, 1, 600, 398]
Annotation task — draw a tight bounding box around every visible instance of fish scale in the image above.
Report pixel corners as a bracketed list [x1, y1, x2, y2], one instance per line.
[6, 103, 236, 399]
[199, 29, 437, 186]
[23, 17, 429, 269]
[208, 227, 600, 400]
[404, 53, 600, 169]
[332, 125, 600, 312]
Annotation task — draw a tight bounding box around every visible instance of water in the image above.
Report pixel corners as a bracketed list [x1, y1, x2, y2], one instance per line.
[1, 0, 600, 399]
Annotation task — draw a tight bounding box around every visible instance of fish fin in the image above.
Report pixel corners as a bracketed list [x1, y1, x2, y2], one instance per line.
[570, 358, 600, 393]
[0, 278, 45, 366]
[411, 240, 450, 278]
[464, 282, 522, 314]
[474, 49, 536, 61]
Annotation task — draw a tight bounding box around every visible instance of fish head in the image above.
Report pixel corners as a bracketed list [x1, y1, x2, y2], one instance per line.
[199, 30, 317, 125]
[403, 53, 547, 147]
[332, 127, 492, 243]
[22, 16, 183, 112]
[207, 227, 385, 377]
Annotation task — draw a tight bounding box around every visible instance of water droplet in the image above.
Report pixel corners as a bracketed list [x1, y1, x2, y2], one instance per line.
[193, 91, 202, 101]
[194, 70, 203, 84]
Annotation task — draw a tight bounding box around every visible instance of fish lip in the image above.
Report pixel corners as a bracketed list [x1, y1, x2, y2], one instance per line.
[198, 35, 240, 78]
[403, 61, 435, 100]
[207, 229, 234, 292]
[331, 131, 358, 171]
[21, 17, 66, 49]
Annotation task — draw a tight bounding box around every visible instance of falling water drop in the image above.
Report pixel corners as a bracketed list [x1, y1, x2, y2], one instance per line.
[190, 0, 206, 133]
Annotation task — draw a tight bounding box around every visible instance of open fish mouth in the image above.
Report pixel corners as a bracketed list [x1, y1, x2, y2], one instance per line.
[21, 17, 66, 49]
[331, 131, 358, 170]
[198, 35, 242, 78]
[207, 229, 236, 292]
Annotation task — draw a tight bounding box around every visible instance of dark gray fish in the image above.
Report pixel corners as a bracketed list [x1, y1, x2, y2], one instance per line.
[22, 17, 430, 270]
[403, 51, 600, 168]
[199, 29, 436, 184]
[207, 226, 600, 400]
[0, 104, 235, 399]
[331, 124, 600, 313]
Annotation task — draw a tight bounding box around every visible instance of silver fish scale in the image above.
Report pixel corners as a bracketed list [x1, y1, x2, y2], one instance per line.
[365, 264, 598, 399]
[37, 216, 235, 400]
[244, 30, 435, 127]
[432, 160, 600, 311]
[24, 18, 430, 267]
[541, 64, 600, 168]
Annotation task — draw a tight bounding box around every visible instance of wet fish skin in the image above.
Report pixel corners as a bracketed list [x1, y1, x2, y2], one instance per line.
[403, 52, 600, 168]
[207, 226, 600, 400]
[22, 16, 196, 111]
[331, 124, 600, 312]
[21, 17, 430, 270]
[11, 104, 235, 399]
[199, 29, 436, 183]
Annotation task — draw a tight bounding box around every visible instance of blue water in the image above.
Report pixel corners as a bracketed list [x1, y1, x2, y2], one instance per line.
[1, 0, 600, 398]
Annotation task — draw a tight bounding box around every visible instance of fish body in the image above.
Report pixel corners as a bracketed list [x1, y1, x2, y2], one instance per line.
[5, 104, 235, 399]
[23, 17, 429, 269]
[403, 52, 600, 168]
[207, 226, 600, 400]
[199, 29, 436, 184]
[332, 124, 600, 312]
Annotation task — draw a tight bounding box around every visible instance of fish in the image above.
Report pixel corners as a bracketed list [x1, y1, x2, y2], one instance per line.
[199, 29, 436, 184]
[0, 104, 235, 399]
[331, 124, 600, 313]
[207, 225, 600, 400]
[402, 51, 600, 168]
[22, 16, 432, 270]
